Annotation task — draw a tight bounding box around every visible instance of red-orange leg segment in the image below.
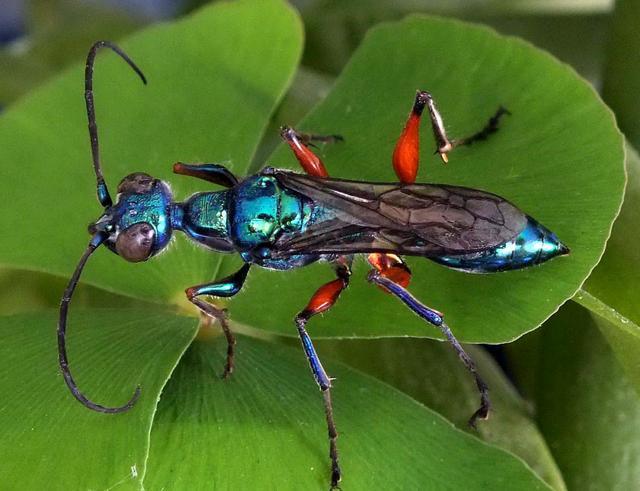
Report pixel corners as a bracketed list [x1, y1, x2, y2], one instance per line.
[281, 126, 329, 178]
[302, 277, 346, 316]
[393, 91, 429, 183]
[393, 90, 456, 183]
[367, 252, 412, 289]
[299, 260, 351, 319]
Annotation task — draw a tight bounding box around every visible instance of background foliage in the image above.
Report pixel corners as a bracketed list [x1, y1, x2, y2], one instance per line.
[0, 0, 637, 489]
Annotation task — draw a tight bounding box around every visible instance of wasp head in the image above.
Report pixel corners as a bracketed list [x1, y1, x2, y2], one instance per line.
[89, 172, 174, 262]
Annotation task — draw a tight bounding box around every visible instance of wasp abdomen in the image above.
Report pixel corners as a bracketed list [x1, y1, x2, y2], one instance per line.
[431, 217, 569, 273]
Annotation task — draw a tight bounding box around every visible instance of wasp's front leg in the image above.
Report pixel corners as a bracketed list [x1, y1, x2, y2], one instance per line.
[295, 257, 351, 489]
[185, 263, 251, 378]
[367, 269, 490, 428]
[173, 162, 239, 188]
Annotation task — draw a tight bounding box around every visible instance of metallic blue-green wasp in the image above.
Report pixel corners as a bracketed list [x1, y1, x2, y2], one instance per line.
[58, 42, 569, 489]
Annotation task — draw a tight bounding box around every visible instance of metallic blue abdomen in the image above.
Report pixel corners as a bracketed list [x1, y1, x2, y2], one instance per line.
[431, 217, 568, 273]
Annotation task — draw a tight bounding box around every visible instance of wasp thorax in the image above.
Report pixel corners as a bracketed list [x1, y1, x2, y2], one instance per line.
[117, 172, 155, 194]
[115, 222, 155, 262]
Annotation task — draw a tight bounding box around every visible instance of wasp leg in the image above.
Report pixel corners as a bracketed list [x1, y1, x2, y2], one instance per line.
[394, 90, 456, 172]
[393, 91, 429, 183]
[295, 258, 351, 489]
[185, 263, 251, 378]
[280, 126, 343, 177]
[173, 162, 239, 188]
[394, 91, 510, 175]
[454, 106, 511, 149]
[282, 126, 344, 146]
[367, 252, 411, 288]
[367, 270, 490, 428]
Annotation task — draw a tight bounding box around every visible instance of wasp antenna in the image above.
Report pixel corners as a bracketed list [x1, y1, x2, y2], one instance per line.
[85, 40, 147, 208]
[58, 233, 141, 413]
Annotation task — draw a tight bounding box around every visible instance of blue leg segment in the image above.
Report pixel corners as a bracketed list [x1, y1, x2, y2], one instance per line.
[187, 263, 250, 298]
[294, 318, 341, 488]
[368, 270, 490, 428]
[295, 259, 350, 489]
[173, 162, 239, 188]
[186, 263, 251, 377]
[296, 317, 331, 390]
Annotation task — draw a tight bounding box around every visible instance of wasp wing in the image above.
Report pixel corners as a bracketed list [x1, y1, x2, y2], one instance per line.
[270, 170, 528, 258]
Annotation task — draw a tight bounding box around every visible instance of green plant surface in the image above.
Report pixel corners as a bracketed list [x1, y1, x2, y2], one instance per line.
[576, 144, 640, 395]
[144, 333, 551, 490]
[572, 0, 640, 395]
[574, 288, 640, 397]
[0, 2, 632, 489]
[0, 0, 144, 105]
[315, 337, 565, 490]
[0, 309, 197, 490]
[578, 140, 640, 395]
[300, 0, 609, 82]
[228, 16, 624, 342]
[602, 0, 640, 148]
[0, 310, 552, 490]
[529, 302, 640, 490]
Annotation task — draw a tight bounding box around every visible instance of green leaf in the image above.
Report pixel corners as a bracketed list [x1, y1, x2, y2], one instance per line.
[578, 144, 640, 393]
[0, 0, 302, 302]
[0, 268, 154, 315]
[0, 309, 197, 489]
[316, 337, 566, 490]
[0, 0, 143, 104]
[529, 302, 640, 490]
[228, 15, 624, 342]
[145, 334, 551, 490]
[574, 289, 640, 396]
[602, 0, 640, 149]
[300, 0, 609, 80]
[577, 0, 640, 394]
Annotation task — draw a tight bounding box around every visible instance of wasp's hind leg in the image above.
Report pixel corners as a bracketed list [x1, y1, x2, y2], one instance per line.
[368, 252, 412, 288]
[393, 91, 510, 177]
[280, 126, 343, 177]
[367, 270, 490, 428]
[453, 106, 511, 150]
[295, 256, 351, 489]
[185, 264, 251, 378]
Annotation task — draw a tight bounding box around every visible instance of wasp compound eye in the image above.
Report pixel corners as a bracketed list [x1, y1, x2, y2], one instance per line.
[115, 222, 155, 262]
[117, 172, 155, 194]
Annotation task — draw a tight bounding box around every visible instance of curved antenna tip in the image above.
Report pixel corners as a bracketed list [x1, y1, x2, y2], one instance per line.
[58, 235, 143, 414]
[69, 383, 142, 414]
